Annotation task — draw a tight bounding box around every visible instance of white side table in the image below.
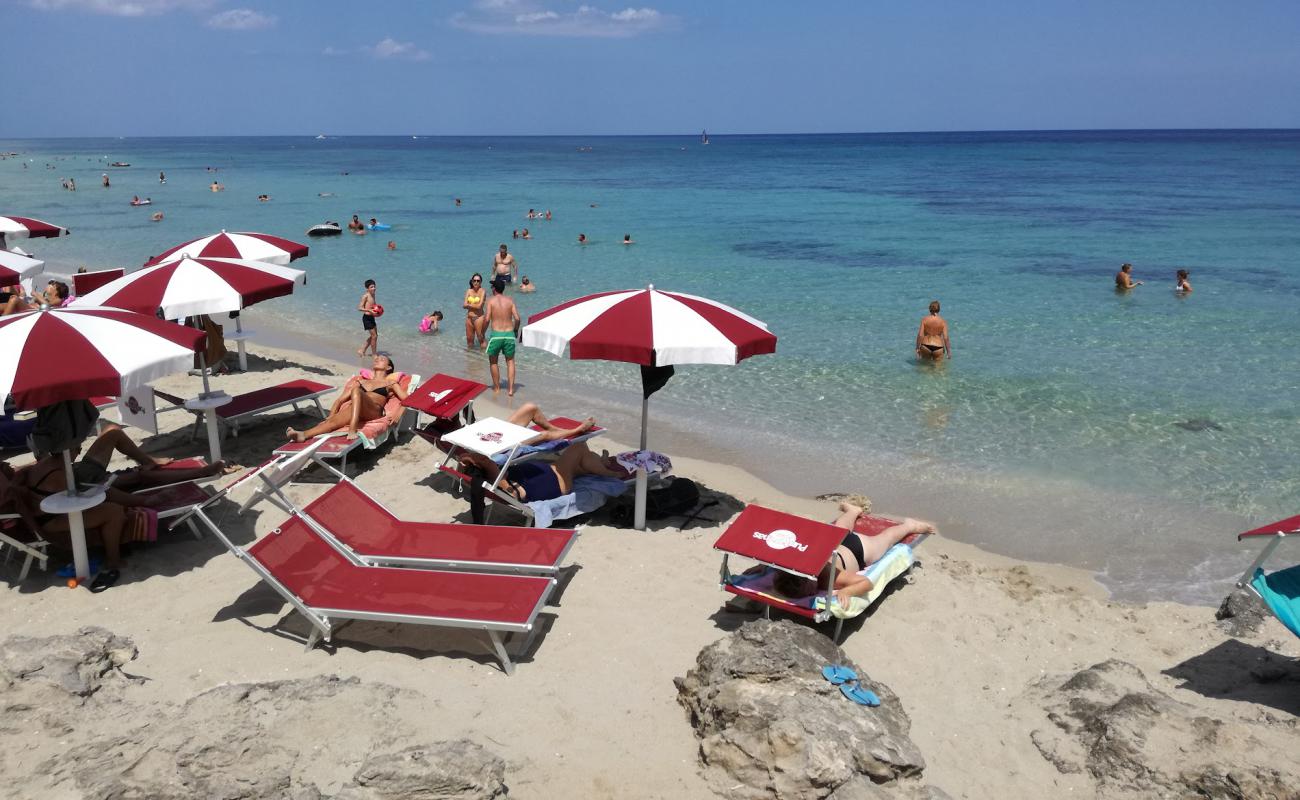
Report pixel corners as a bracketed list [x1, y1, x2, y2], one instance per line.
[185, 392, 233, 462]
[40, 488, 107, 581]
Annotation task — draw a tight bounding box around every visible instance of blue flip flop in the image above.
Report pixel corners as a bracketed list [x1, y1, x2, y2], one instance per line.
[57, 559, 101, 579]
[821, 665, 858, 685]
[840, 681, 881, 707]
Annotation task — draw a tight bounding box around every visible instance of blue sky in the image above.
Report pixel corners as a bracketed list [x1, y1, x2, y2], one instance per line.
[3, 0, 1298, 136]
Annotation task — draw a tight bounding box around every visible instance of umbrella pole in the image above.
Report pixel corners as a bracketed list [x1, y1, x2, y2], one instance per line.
[634, 395, 649, 530]
[187, 317, 226, 462]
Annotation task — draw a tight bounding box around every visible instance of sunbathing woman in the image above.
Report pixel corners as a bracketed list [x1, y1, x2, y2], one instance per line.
[507, 403, 596, 445]
[286, 353, 407, 442]
[774, 503, 936, 607]
[458, 439, 627, 506]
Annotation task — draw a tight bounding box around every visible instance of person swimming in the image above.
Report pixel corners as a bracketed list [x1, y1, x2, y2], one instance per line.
[1175, 269, 1192, 293]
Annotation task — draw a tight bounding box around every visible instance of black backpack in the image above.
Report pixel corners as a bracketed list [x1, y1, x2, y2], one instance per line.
[611, 478, 701, 526]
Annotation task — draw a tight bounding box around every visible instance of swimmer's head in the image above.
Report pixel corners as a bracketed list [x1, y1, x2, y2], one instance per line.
[1176, 269, 1189, 280]
[499, 244, 508, 253]
[1120, 263, 1132, 273]
[470, 273, 483, 287]
[364, 279, 376, 290]
[492, 278, 506, 294]
[929, 300, 940, 314]
[432, 310, 444, 320]
[521, 277, 530, 285]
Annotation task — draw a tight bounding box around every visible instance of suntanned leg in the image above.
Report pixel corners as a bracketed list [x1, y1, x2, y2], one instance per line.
[510, 404, 596, 443]
[506, 355, 515, 397]
[489, 354, 501, 394]
[83, 425, 173, 467]
[46, 503, 126, 569]
[288, 400, 354, 441]
[832, 501, 936, 565]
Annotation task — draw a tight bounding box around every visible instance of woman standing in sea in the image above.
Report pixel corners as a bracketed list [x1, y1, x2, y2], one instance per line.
[915, 300, 952, 362]
[464, 272, 487, 349]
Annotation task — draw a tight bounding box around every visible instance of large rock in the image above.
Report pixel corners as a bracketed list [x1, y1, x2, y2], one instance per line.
[1027, 659, 1300, 799]
[0, 625, 138, 697]
[38, 675, 508, 800]
[676, 619, 944, 800]
[1216, 587, 1269, 637]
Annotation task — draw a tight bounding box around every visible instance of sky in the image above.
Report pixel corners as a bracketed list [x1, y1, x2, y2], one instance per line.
[2, 0, 1299, 137]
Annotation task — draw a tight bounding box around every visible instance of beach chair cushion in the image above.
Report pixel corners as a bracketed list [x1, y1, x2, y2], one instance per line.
[303, 480, 575, 570]
[1251, 565, 1300, 638]
[248, 516, 550, 626]
[402, 374, 487, 418]
[216, 380, 332, 421]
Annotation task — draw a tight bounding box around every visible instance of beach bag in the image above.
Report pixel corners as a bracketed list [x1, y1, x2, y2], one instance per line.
[610, 478, 701, 526]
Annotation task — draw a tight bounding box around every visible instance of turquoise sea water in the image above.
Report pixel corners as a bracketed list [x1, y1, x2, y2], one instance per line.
[3, 131, 1298, 604]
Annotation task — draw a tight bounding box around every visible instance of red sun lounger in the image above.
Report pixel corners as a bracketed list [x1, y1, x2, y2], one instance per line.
[300, 479, 579, 574]
[190, 506, 556, 674]
[714, 505, 928, 641]
[214, 379, 333, 437]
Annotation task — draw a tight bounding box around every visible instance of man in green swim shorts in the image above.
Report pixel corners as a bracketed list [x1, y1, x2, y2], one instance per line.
[485, 277, 521, 396]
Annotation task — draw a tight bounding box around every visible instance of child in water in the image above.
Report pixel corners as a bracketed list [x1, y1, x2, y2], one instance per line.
[420, 310, 444, 334]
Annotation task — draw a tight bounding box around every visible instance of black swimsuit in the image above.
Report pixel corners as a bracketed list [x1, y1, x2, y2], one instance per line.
[839, 531, 866, 572]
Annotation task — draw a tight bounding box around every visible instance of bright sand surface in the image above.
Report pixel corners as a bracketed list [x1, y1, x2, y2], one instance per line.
[2, 343, 1296, 799]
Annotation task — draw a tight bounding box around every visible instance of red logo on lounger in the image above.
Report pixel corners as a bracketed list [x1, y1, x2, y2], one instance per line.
[477, 431, 504, 443]
[753, 529, 808, 552]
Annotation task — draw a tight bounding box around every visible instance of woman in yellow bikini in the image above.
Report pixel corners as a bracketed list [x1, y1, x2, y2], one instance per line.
[463, 272, 487, 348]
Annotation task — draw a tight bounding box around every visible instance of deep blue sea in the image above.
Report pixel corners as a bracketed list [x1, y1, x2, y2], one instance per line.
[3, 131, 1298, 603]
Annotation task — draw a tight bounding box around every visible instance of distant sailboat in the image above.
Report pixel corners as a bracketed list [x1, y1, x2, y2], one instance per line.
[315, 134, 327, 140]
[701, 129, 710, 145]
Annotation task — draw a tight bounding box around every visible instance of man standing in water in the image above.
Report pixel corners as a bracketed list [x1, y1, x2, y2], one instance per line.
[492, 244, 517, 286]
[357, 279, 379, 357]
[485, 278, 520, 396]
[1115, 263, 1143, 290]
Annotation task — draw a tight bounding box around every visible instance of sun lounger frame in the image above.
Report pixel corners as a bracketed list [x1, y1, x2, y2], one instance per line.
[0, 512, 49, 580]
[716, 506, 929, 643]
[189, 507, 555, 674]
[1235, 517, 1299, 630]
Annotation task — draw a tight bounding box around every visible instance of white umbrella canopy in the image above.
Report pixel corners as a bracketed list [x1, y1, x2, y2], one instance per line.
[522, 285, 777, 528]
[0, 215, 69, 243]
[144, 230, 308, 267]
[74, 255, 307, 319]
[0, 249, 44, 283]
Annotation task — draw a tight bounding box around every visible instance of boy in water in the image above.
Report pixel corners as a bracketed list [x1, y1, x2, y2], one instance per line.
[357, 279, 379, 357]
[485, 278, 520, 396]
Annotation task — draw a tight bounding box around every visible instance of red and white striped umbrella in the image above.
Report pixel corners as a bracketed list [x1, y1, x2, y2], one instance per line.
[144, 230, 308, 267]
[75, 255, 306, 319]
[0, 306, 205, 411]
[522, 285, 776, 366]
[0, 249, 44, 283]
[523, 285, 776, 529]
[0, 215, 69, 242]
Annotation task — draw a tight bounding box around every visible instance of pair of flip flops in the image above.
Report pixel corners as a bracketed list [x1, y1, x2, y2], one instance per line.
[821, 665, 881, 707]
[57, 561, 120, 592]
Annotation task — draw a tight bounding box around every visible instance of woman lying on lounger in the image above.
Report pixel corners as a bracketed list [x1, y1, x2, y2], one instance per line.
[773, 503, 936, 608]
[286, 353, 408, 442]
[457, 439, 628, 523]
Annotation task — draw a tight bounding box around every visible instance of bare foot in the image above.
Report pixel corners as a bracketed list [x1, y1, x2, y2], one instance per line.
[902, 517, 937, 536]
[356, 348, 366, 357]
[577, 417, 596, 433]
[345, 430, 358, 440]
[507, 389, 515, 397]
[286, 427, 305, 443]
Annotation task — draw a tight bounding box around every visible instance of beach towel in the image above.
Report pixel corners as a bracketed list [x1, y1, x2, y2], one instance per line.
[122, 507, 159, 544]
[528, 474, 628, 528]
[731, 543, 916, 619]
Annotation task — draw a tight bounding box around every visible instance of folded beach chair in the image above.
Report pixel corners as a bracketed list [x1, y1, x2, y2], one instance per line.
[1235, 514, 1300, 639]
[189, 506, 557, 674]
[288, 479, 579, 574]
[714, 505, 929, 642]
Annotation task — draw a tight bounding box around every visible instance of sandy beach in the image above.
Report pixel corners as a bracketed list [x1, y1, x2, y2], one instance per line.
[2, 342, 1297, 799]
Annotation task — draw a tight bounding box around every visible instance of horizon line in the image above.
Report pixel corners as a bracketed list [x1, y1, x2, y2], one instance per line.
[2, 127, 1299, 141]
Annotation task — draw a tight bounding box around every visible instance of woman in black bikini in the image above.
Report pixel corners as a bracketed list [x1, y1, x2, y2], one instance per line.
[775, 503, 936, 607]
[286, 354, 408, 442]
[915, 300, 951, 362]
[457, 440, 627, 504]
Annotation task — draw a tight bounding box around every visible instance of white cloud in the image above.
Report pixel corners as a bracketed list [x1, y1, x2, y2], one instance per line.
[322, 45, 348, 56]
[206, 8, 275, 30]
[27, 0, 211, 16]
[452, 3, 675, 38]
[368, 37, 432, 62]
